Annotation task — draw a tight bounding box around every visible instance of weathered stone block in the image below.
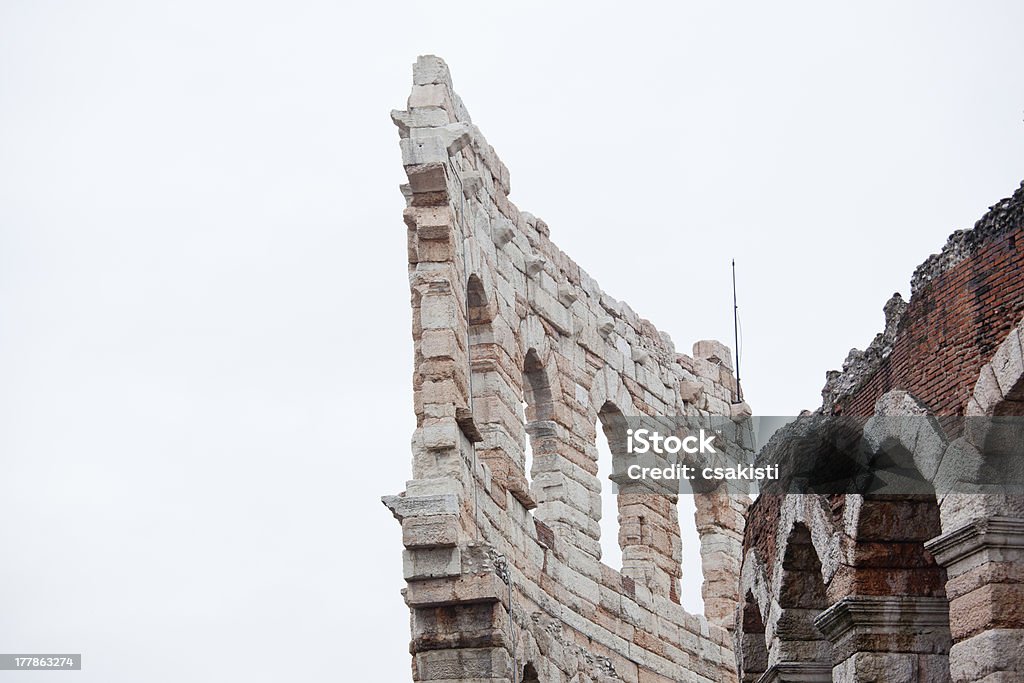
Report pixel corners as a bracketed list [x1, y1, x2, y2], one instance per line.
[413, 647, 511, 680]
[404, 548, 462, 580]
[403, 515, 460, 549]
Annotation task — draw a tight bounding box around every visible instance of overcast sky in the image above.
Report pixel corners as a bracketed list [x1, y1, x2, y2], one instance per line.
[1, 2, 1022, 681]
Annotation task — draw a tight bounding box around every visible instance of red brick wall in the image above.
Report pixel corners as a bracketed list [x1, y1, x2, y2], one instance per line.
[839, 225, 1024, 417]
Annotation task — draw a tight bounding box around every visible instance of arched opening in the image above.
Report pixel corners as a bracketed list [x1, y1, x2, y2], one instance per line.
[852, 444, 948, 597]
[981, 373, 1024, 487]
[776, 523, 832, 666]
[466, 274, 491, 326]
[678, 494, 704, 614]
[522, 349, 554, 487]
[520, 662, 540, 683]
[835, 444, 951, 679]
[596, 401, 626, 569]
[740, 591, 768, 682]
[994, 364, 1024, 417]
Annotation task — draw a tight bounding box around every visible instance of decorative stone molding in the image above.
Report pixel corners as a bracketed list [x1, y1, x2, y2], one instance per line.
[815, 595, 951, 645]
[756, 662, 832, 683]
[924, 516, 1024, 570]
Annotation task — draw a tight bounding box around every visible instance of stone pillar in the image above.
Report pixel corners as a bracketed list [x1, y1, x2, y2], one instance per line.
[618, 490, 683, 601]
[814, 596, 952, 683]
[385, 495, 513, 682]
[924, 516, 1024, 682]
[695, 490, 748, 630]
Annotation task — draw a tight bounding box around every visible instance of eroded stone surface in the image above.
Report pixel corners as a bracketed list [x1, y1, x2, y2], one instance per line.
[386, 56, 750, 683]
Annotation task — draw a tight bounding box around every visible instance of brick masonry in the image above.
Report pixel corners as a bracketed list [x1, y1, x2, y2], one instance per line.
[740, 181, 1024, 682]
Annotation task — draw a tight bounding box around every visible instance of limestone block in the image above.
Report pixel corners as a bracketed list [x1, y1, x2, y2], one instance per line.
[948, 583, 1024, 640]
[403, 515, 460, 548]
[414, 646, 511, 680]
[525, 254, 546, 277]
[405, 478, 463, 497]
[407, 162, 448, 194]
[405, 573, 509, 609]
[949, 629, 1024, 682]
[460, 170, 484, 199]
[404, 548, 463, 580]
[392, 107, 451, 134]
[916, 654, 953, 683]
[693, 340, 733, 372]
[409, 83, 451, 110]
[421, 295, 461, 330]
[413, 55, 453, 87]
[383, 493, 460, 521]
[411, 122, 474, 156]
[421, 421, 462, 451]
[730, 401, 752, 422]
[679, 379, 704, 405]
[557, 282, 579, 305]
[969, 366, 1006, 418]
[401, 135, 449, 166]
[841, 653, 917, 683]
[532, 285, 571, 335]
[411, 602, 508, 652]
[990, 328, 1023, 398]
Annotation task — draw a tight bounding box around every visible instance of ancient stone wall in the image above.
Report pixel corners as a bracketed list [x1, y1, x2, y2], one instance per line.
[740, 180, 1024, 683]
[383, 56, 751, 683]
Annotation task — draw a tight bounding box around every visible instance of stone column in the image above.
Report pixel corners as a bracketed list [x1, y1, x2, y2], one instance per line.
[384, 494, 514, 682]
[814, 596, 952, 683]
[924, 516, 1024, 682]
[695, 490, 748, 630]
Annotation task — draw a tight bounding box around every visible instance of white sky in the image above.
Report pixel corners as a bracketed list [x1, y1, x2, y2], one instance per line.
[1, 2, 1022, 681]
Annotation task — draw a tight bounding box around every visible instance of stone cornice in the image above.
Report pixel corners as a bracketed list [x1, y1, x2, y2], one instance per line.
[756, 661, 832, 683]
[924, 515, 1024, 567]
[814, 596, 951, 643]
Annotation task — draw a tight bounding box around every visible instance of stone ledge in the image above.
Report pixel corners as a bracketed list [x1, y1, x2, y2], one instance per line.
[815, 595, 951, 643]
[405, 572, 509, 609]
[756, 661, 832, 683]
[924, 516, 1024, 568]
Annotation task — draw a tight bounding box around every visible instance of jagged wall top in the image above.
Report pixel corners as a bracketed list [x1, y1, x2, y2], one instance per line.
[821, 179, 1024, 413]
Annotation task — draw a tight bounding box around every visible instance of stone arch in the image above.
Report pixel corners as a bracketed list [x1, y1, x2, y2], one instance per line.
[521, 348, 557, 493]
[865, 390, 950, 486]
[464, 269, 537, 508]
[466, 272, 495, 325]
[520, 662, 540, 683]
[967, 320, 1024, 418]
[936, 320, 1024, 546]
[925, 322, 1024, 683]
[799, 495, 843, 586]
[592, 387, 683, 599]
[588, 366, 637, 420]
[739, 591, 768, 682]
[523, 348, 554, 425]
[819, 444, 952, 678]
[595, 400, 628, 570]
[843, 452, 947, 598]
[773, 522, 832, 669]
[518, 314, 552, 373]
[819, 481, 953, 681]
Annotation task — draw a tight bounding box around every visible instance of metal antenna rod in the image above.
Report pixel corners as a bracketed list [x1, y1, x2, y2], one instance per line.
[732, 259, 743, 403]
